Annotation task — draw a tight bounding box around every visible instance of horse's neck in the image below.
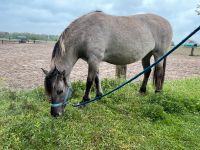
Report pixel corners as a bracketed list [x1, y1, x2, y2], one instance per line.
[51, 50, 78, 76]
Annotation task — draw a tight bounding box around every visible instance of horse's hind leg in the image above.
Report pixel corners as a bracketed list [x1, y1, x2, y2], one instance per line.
[95, 71, 103, 98]
[153, 54, 167, 93]
[139, 51, 153, 93]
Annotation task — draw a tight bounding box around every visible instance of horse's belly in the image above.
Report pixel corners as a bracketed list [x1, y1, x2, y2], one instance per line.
[103, 48, 144, 65]
[104, 54, 138, 65]
[102, 31, 155, 65]
[103, 42, 154, 65]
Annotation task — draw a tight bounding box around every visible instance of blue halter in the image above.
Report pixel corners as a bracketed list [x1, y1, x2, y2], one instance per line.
[51, 87, 73, 107]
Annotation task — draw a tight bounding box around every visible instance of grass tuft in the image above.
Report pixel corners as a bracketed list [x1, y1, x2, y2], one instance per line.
[0, 78, 200, 149]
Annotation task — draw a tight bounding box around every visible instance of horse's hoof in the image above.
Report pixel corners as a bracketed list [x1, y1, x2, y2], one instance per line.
[139, 87, 146, 94]
[82, 95, 90, 101]
[155, 90, 162, 93]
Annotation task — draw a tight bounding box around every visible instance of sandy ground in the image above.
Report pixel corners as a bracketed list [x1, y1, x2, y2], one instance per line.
[0, 43, 200, 89]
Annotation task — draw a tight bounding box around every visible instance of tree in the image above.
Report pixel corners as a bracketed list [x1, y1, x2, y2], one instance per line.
[196, 4, 200, 15]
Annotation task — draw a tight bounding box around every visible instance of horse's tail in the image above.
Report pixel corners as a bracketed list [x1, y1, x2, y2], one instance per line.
[153, 58, 166, 89]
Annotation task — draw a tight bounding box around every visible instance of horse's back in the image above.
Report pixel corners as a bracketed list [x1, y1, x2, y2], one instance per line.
[67, 12, 172, 65]
[135, 14, 172, 52]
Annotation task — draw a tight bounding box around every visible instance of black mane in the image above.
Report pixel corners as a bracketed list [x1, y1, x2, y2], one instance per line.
[52, 41, 61, 59]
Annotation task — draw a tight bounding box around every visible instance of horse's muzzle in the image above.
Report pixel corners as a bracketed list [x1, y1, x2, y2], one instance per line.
[51, 107, 64, 117]
[51, 112, 63, 117]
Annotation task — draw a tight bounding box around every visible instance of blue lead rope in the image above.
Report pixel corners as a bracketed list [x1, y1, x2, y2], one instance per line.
[73, 25, 200, 108]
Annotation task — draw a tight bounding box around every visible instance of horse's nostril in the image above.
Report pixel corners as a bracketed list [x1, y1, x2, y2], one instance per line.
[57, 90, 63, 95]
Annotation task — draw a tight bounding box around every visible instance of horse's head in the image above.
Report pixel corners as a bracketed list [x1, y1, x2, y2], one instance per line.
[42, 67, 72, 117]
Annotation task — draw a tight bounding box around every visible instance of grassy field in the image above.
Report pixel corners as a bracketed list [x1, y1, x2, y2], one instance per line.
[0, 78, 200, 149]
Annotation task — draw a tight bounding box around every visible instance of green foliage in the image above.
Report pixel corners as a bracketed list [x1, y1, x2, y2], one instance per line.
[196, 4, 200, 15]
[0, 78, 200, 149]
[139, 104, 166, 121]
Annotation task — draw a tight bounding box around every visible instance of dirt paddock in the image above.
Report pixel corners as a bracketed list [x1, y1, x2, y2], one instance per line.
[0, 43, 200, 89]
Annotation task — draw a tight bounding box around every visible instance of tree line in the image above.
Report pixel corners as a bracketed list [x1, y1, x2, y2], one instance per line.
[0, 32, 59, 41]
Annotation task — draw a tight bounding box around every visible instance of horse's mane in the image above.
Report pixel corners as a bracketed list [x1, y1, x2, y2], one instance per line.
[51, 10, 103, 68]
[51, 36, 65, 59]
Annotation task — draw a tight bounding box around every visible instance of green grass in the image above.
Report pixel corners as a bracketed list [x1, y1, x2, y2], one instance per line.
[0, 78, 200, 150]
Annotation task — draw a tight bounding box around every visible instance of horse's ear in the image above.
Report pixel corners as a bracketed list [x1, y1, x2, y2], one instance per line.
[41, 68, 48, 75]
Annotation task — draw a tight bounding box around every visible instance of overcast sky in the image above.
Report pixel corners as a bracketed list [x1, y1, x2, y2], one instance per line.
[0, 0, 199, 43]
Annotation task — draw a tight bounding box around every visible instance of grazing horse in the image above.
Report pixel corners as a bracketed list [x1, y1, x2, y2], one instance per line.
[42, 11, 172, 117]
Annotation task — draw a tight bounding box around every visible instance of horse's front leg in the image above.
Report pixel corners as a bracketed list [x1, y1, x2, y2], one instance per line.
[82, 59, 100, 102]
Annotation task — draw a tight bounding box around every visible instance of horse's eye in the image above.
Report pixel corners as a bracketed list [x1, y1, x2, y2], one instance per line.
[57, 90, 63, 95]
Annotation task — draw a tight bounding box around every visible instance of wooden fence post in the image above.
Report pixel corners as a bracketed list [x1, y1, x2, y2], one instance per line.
[115, 65, 127, 79]
[190, 47, 194, 56]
